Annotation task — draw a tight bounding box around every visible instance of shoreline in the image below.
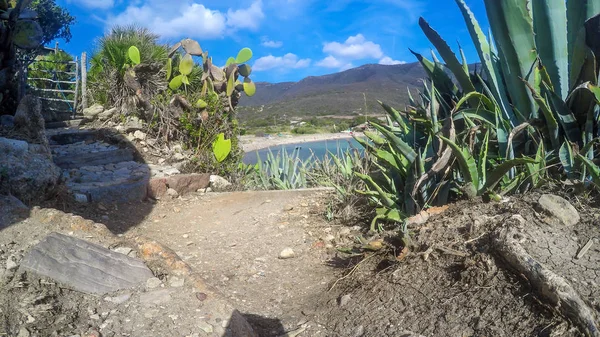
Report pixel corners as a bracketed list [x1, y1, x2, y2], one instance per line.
[240, 133, 360, 152]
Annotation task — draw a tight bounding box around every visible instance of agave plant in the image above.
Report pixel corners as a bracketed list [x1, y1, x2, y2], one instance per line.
[244, 147, 312, 190]
[417, 0, 600, 170]
[356, 0, 600, 231]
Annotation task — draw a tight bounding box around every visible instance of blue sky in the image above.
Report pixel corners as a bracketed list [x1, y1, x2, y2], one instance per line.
[56, 0, 490, 83]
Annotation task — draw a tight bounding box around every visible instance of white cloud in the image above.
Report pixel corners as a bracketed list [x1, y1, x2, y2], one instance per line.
[316, 56, 352, 70]
[253, 53, 311, 71]
[378, 56, 406, 65]
[261, 38, 283, 48]
[105, 1, 264, 39]
[322, 34, 383, 60]
[67, 0, 114, 9]
[226, 0, 264, 30]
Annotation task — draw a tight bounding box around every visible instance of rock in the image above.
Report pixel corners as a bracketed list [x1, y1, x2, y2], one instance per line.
[6, 255, 18, 271]
[210, 175, 232, 191]
[0, 137, 28, 156]
[0, 114, 14, 128]
[146, 277, 162, 289]
[278, 247, 296, 259]
[74, 193, 89, 203]
[166, 174, 211, 195]
[104, 293, 131, 304]
[113, 247, 133, 256]
[89, 314, 101, 320]
[147, 178, 168, 199]
[83, 104, 104, 119]
[123, 116, 144, 132]
[13, 95, 47, 147]
[0, 137, 60, 203]
[169, 276, 185, 288]
[338, 294, 351, 306]
[173, 152, 186, 161]
[198, 321, 214, 333]
[324, 234, 336, 243]
[537, 194, 580, 227]
[139, 289, 172, 305]
[0, 195, 29, 229]
[162, 167, 181, 176]
[17, 327, 30, 337]
[133, 130, 147, 141]
[97, 107, 117, 121]
[21, 233, 154, 294]
[167, 188, 179, 198]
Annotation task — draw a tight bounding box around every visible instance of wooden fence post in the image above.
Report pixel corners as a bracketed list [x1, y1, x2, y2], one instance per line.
[81, 52, 87, 110]
[74, 55, 79, 117]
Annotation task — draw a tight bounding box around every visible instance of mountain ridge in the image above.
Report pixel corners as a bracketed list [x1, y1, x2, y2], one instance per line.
[237, 62, 428, 122]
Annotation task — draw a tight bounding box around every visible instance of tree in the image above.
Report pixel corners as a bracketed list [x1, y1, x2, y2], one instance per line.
[29, 0, 75, 45]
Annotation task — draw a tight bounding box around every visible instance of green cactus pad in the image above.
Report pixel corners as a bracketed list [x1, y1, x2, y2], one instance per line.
[235, 48, 253, 64]
[195, 98, 208, 109]
[212, 133, 232, 163]
[179, 54, 194, 76]
[243, 78, 256, 97]
[225, 57, 236, 67]
[181, 74, 190, 85]
[166, 58, 172, 80]
[181, 38, 203, 56]
[238, 64, 252, 77]
[128, 46, 141, 65]
[13, 19, 42, 50]
[226, 72, 235, 96]
[169, 75, 183, 90]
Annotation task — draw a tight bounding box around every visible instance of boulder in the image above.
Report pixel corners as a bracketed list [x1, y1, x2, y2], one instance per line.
[97, 107, 118, 121]
[0, 137, 60, 203]
[21, 232, 154, 294]
[13, 95, 47, 147]
[0, 195, 29, 229]
[123, 116, 144, 132]
[167, 174, 210, 195]
[0, 137, 28, 156]
[147, 177, 168, 199]
[82, 103, 104, 119]
[0, 115, 14, 128]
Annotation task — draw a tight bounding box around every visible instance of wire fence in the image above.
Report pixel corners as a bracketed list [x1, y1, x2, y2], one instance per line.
[26, 56, 80, 120]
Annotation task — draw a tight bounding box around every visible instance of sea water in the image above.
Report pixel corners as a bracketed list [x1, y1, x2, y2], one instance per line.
[243, 138, 364, 164]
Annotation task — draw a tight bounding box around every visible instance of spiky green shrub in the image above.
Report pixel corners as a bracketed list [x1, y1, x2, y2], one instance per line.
[242, 148, 312, 190]
[356, 0, 600, 231]
[88, 25, 169, 110]
[308, 147, 372, 223]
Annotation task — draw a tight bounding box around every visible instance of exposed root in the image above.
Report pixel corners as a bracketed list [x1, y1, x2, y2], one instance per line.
[492, 227, 600, 337]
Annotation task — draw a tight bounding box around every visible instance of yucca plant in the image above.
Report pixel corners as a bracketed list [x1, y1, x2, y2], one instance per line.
[244, 147, 312, 190]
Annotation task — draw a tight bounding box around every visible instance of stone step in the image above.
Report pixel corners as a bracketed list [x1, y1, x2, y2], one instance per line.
[46, 118, 85, 129]
[65, 161, 151, 203]
[52, 145, 134, 169]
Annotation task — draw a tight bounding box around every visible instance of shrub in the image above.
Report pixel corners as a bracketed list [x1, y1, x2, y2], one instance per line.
[356, 0, 600, 231]
[88, 25, 168, 110]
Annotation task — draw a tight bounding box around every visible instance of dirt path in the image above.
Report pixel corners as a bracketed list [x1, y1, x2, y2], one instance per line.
[123, 189, 346, 336]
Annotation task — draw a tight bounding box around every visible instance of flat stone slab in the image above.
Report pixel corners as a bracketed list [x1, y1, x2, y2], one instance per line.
[21, 232, 154, 294]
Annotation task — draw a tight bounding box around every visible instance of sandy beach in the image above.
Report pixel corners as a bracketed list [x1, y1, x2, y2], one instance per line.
[240, 132, 360, 152]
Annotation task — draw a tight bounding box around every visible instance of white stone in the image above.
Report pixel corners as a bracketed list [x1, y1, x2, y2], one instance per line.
[167, 188, 179, 197]
[209, 175, 232, 191]
[278, 247, 296, 259]
[146, 277, 162, 289]
[133, 130, 147, 141]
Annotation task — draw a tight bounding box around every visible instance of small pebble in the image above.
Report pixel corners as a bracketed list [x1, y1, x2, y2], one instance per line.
[279, 247, 296, 259]
[339, 294, 351, 306]
[146, 277, 162, 289]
